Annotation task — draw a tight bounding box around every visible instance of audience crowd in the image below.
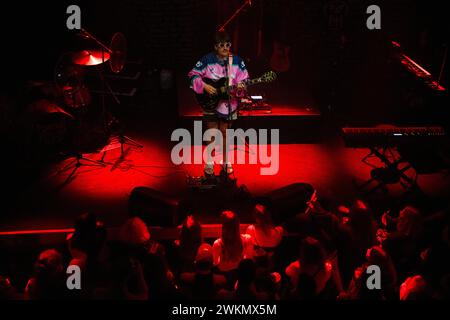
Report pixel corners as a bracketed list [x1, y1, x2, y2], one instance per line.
[1, 192, 449, 300]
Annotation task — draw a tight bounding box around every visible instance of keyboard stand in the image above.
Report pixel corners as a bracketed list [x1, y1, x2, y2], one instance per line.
[355, 146, 419, 195]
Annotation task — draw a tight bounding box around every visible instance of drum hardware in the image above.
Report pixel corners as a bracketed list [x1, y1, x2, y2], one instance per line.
[73, 28, 143, 163]
[53, 28, 142, 175]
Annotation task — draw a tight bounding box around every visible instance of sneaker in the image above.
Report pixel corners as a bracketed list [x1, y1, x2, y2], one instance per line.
[204, 163, 214, 177]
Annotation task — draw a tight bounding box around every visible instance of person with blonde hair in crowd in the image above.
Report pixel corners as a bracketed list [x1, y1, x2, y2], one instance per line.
[246, 203, 284, 253]
[213, 211, 254, 285]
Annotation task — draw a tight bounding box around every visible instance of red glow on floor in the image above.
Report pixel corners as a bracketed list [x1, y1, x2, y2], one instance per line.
[180, 105, 320, 117]
[4, 133, 449, 231]
[47, 142, 176, 200]
[180, 143, 368, 196]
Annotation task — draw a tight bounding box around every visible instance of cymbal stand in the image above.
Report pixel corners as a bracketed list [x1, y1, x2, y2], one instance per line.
[79, 28, 143, 163]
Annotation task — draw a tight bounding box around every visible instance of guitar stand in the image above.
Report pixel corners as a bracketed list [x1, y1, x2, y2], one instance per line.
[355, 146, 419, 195]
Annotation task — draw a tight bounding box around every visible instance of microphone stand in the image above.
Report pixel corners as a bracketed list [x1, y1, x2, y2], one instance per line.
[224, 54, 233, 179]
[218, 0, 252, 32]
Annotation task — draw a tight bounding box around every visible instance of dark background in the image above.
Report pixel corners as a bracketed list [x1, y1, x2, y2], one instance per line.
[0, 0, 448, 123]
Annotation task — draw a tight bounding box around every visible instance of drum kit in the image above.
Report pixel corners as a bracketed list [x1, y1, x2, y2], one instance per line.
[28, 28, 141, 179]
[54, 28, 127, 113]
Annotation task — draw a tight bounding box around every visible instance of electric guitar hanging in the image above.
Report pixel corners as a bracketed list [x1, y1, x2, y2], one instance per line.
[195, 71, 277, 112]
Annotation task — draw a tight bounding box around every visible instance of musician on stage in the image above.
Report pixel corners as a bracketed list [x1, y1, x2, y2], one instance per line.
[188, 31, 249, 177]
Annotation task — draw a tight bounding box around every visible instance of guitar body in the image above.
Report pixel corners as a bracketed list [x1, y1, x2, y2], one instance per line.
[195, 77, 230, 112]
[194, 71, 277, 112]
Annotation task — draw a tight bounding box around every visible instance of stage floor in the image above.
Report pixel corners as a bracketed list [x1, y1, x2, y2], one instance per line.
[2, 115, 449, 233]
[180, 103, 321, 118]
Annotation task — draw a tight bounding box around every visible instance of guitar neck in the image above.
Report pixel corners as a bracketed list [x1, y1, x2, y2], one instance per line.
[219, 71, 276, 92]
[230, 77, 263, 89]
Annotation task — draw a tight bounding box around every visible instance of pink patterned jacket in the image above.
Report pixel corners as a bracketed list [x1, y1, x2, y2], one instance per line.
[188, 52, 249, 117]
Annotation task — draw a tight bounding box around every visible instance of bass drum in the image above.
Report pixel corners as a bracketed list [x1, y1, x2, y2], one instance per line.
[62, 84, 91, 109]
[55, 52, 91, 112]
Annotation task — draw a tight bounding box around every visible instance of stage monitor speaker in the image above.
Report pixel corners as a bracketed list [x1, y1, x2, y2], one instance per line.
[128, 187, 179, 227]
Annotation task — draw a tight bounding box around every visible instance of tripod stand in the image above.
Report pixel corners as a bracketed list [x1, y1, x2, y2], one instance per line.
[99, 125, 143, 168]
[58, 152, 106, 184]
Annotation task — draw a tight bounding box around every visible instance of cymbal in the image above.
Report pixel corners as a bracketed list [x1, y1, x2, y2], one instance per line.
[27, 99, 75, 119]
[72, 50, 110, 66]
